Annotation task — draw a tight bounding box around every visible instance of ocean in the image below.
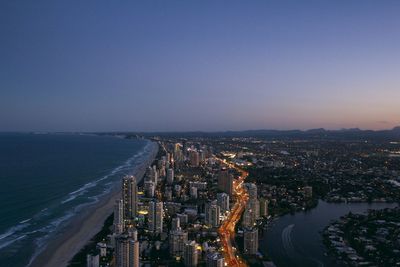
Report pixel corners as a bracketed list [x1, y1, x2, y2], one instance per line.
[0, 133, 154, 267]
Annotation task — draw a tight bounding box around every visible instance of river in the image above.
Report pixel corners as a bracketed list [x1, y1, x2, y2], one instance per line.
[261, 200, 398, 267]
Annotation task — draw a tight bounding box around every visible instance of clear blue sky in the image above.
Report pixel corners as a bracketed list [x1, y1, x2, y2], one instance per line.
[1, 1, 400, 132]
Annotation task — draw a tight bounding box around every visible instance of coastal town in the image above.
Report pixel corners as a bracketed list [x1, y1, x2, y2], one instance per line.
[324, 207, 400, 266]
[78, 137, 267, 267]
[68, 134, 400, 267]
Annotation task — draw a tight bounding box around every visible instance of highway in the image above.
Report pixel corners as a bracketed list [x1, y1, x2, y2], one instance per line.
[216, 157, 249, 267]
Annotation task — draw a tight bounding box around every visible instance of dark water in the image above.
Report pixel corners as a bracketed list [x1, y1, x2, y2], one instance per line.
[262, 200, 398, 267]
[0, 133, 154, 267]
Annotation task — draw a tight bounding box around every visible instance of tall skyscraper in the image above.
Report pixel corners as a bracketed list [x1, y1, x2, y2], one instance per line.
[172, 217, 180, 231]
[87, 253, 99, 267]
[205, 201, 220, 228]
[144, 181, 155, 198]
[218, 168, 233, 196]
[245, 183, 260, 221]
[167, 168, 174, 185]
[114, 199, 125, 235]
[259, 198, 269, 217]
[152, 165, 158, 184]
[216, 192, 230, 213]
[177, 213, 188, 226]
[122, 176, 138, 220]
[246, 183, 258, 200]
[145, 166, 154, 182]
[184, 240, 198, 267]
[190, 186, 198, 199]
[189, 150, 200, 167]
[242, 203, 255, 228]
[148, 200, 163, 233]
[174, 143, 183, 163]
[243, 228, 258, 255]
[169, 229, 188, 257]
[115, 234, 140, 267]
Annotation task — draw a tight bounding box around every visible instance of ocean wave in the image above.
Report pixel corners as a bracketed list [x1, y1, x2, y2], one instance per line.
[25, 141, 156, 266]
[68, 181, 97, 196]
[0, 223, 30, 242]
[0, 235, 27, 250]
[19, 218, 32, 224]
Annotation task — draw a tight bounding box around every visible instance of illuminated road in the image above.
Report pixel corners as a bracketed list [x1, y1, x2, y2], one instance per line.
[216, 157, 249, 267]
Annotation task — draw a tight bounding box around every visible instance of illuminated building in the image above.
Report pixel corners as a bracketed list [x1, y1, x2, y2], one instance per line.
[115, 234, 140, 267]
[217, 168, 233, 196]
[184, 240, 198, 267]
[167, 168, 174, 185]
[243, 228, 258, 255]
[259, 198, 269, 217]
[148, 200, 163, 233]
[122, 176, 138, 220]
[205, 201, 220, 228]
[114, 199, 125, 234]
[189, 150, 200, 167]
[216, 192, 229, 213]
[86, 253, 99, 267]
[169, 229, 188, 257]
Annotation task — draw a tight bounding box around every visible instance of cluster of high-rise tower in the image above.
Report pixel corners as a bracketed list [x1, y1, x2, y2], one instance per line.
[87, 140, 266, 267]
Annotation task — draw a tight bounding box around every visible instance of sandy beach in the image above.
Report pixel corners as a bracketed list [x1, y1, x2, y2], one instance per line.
[30, 141, 158, 267]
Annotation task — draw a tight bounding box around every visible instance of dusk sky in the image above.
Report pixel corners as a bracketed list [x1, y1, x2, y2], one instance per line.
[1, 1, 400, 132]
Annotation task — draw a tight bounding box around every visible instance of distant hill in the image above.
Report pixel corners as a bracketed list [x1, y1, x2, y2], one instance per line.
[121, 126, 400, 140]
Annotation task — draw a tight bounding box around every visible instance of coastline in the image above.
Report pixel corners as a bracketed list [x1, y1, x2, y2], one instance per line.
[30, 140, 158, 267]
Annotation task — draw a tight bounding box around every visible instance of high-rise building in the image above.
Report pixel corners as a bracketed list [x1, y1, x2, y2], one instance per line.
[190, 186, 198, 199]
[174, 143, 183, 162]
[250, 198, 260, 220]
[199, 150, 206, 163]
[127, 227, 138, 241]
[165, 186, 173, 201]
[174, 184, 182, 198]
[87, 253, 99, 267]
[115, 234, 140, 267]
[169, 229, 188, 257]
[216, 192, 230, 213]
[243, 228, 258, 255]
[144, 181, 155, 198]
[189, 150, 200, 167]
[114, 199, 125, 234]
[205, 201, 220, 228]
[172, 217, 180, 231]
[218, 168, 233, 196]
[259, 198, 269, 217]
[206, 252, 225, 267]
[152, 165, 158, 184]
[145, 166, 154, 183]
[189, 181, 207, 190]
[242, 203, 256, 228]
[246, 183, 258, 200]
[245, 183, 260, 221]
[97, 242, 107, 257]
[177, 213, 188, 226]
[167, 168, 174, 185]
[122, 176, 138, 220]
[148, 200, 163, 233]
[184, 240, 198, 267]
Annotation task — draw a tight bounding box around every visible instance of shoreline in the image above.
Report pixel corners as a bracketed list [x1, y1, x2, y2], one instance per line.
[260, 200, 399, 267]
[30, 140, 158, 267]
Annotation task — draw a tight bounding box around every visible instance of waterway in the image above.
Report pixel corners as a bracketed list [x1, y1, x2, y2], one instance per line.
[261, 200, 398, 267]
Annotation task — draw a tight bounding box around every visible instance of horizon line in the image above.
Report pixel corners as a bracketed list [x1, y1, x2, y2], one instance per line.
[1, 126, 399, 134]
